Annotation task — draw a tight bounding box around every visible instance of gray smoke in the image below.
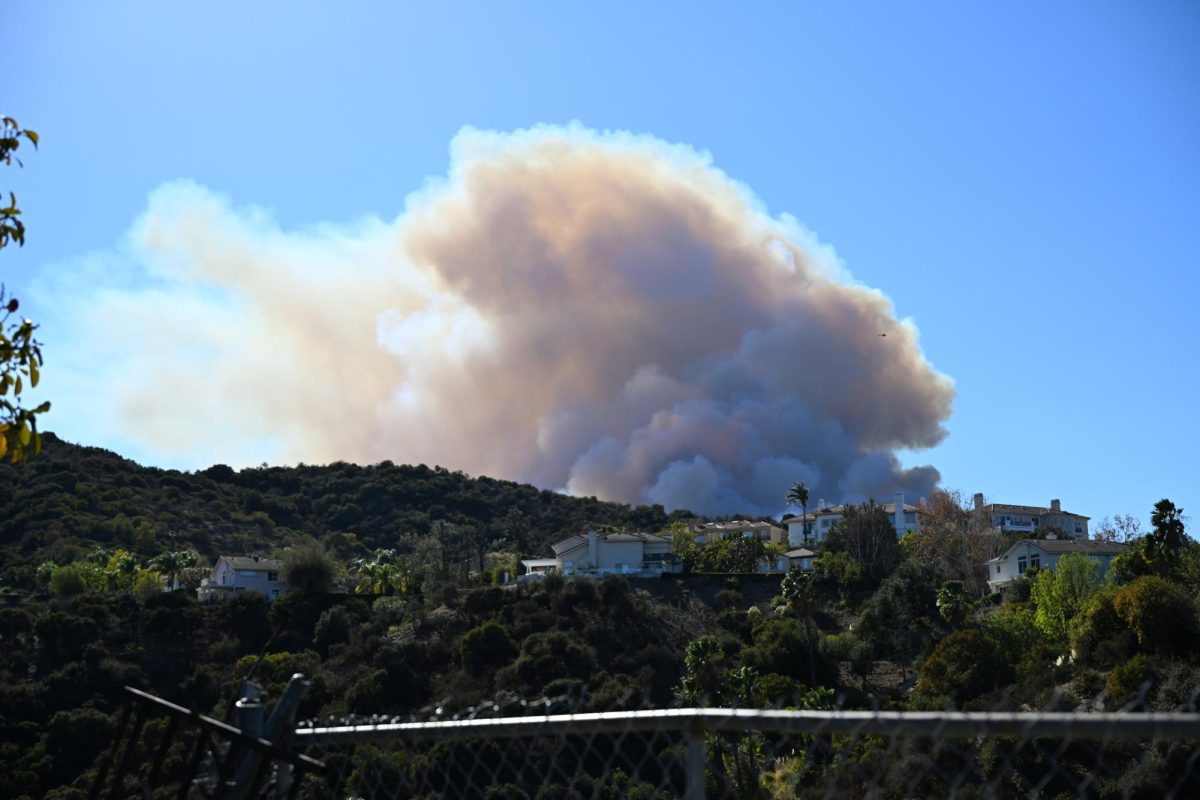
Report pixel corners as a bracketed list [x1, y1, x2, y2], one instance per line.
[49, 124, 954, 515]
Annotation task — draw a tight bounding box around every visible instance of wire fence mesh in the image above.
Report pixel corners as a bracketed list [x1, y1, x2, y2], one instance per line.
[294, 691, 1200, 799]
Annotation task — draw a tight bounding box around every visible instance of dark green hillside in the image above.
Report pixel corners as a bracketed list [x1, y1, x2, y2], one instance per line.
[0, 433, 671, 588]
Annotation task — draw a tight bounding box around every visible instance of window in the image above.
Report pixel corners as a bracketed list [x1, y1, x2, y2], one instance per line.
[267, 571, 279, 581]
[1017, 556, 1027, 574]
[239, 570, 258, 578]
[1030, 555, 1040, 570]
[995, 565, 1001, 575]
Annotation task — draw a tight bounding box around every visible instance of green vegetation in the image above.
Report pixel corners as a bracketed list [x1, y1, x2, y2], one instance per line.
[1, 116, 49, 463]
[0, 443, 1197, 797]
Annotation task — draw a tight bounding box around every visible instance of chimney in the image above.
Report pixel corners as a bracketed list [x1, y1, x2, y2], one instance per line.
[587, 530, 598, 569]
[1050, 499, 1061, 512]
[893, 491, 905, 537]
[973, 493, 984, 510]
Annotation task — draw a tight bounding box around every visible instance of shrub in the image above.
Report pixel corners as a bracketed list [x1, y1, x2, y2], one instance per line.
[280, 538, 339, 594]
[1069, 589, 1134, 667]
[1112, 576, 1195, 655]
[914, 629, 1010, 708]
[460, 620, 518, 675]
[48, 563, 91, 597]
[1106, 654, 1151, 708]
[313, 606, 352, 655]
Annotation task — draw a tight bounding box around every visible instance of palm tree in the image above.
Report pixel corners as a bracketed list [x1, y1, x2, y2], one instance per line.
[786, 481, 811, 546]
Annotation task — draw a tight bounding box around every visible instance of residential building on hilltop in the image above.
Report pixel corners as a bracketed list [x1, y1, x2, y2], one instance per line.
[985, 539, 1127, 593]
[521, 529, 682, 579]
[782, 491, 920, 547]
[973, 494, 1089, 539]
[197, 555, 290, 602]
[689, 520, 787, 546]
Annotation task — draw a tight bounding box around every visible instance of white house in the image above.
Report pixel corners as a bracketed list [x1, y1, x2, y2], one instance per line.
[690, 520, 787, 546]
[972, 494, 1090, 539]
[774, 547, 816, 573]
[522, 530, 682, 578]
[782, 491, 920, 547]
[197, 555, 290, 602]
[984, 539, 1128, 593]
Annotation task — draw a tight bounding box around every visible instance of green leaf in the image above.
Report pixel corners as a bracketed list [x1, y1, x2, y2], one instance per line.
[13, 375, 21, 395]
[24, 130, 38, 147]
[29, 362, 38, 388]
[33, 401, 51, 414]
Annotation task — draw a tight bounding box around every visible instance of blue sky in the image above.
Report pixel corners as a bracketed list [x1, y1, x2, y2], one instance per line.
[4, 1, 1198, 527]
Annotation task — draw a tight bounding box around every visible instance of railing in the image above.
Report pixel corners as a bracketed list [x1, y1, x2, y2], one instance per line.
[89, 678, 323, 800]
[91, 681, 1200, 798]
[294, 704, 1200, 799]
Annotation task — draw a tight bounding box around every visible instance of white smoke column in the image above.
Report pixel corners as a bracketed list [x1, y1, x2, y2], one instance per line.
[47, 124, 954, 515]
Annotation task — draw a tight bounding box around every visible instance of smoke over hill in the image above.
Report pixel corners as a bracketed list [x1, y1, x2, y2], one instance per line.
[49, 125, 953, 515]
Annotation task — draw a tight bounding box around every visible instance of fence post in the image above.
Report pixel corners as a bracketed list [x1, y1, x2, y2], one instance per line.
[224, 682, 265, 800]
[685, 717, 707, 800]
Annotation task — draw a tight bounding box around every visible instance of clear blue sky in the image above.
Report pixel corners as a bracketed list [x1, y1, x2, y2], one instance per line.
[5, 1, 1198, 528]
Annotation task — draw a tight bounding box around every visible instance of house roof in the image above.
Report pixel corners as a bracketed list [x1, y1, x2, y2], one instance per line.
[520, 559, 559, 569]
[220, 556, 283, 571]
[550, 530, 669, 555]
[1029, 539, 1127, 555]
[690, 520, 782, 532]
[982, 503, 1090, 520]
[784, 548, 816, 558]
[985, 539, 1128, 564]
[782, 502, 918, 523]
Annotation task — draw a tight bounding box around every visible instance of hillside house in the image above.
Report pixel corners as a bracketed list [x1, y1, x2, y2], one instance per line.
[690, 520, 787, 545]
[522, 530, 682, 578]
[984, 539, 1127, 593]
[197, 555, 290, 602]
[782, 491, 920, 547]
[773, 547, 816, 573]
[973, 494, 1090, 539]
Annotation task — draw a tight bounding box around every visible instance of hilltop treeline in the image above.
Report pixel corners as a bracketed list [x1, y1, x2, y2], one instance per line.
[0, 433, 674, 589]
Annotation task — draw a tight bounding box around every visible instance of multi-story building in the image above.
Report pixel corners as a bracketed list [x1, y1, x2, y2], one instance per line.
[984, 538, 1127, 592]
[689, 520, 787, 546]
[972, 494, 1090, 539]
[196, 555, 290, 602]
[782, 491, 920, 547]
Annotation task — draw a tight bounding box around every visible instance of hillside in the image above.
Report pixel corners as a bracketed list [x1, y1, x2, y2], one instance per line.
[0, 433, 677, 589]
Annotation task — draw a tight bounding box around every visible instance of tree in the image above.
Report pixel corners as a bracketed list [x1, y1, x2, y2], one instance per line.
[1030, 552, 1101, 644]
[669, 518, 698, 567]
[1093, 513, 1142, 543]
[936, 580, 972, 629]
[1147, 499, 1187, 574]
[1, 116, 48, 462]
[780, 567, 813, 616]
[1112, 575, 1195, 655]
[905, 489, 1005, 595]
[149, 548, 201, 590]
[786, 481, 810, 546]
[280, 537, 339, 594]
[825, 502, 902, 587]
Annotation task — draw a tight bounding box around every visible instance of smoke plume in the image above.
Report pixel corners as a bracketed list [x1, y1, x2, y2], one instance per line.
[48, 125, 954, 515]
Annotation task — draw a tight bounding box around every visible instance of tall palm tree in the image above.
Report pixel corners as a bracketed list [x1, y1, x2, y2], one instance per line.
[786, 481, 811, 546]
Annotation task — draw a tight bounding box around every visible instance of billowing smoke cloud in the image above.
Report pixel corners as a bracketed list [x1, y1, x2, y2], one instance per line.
[45, 124, 953, 515]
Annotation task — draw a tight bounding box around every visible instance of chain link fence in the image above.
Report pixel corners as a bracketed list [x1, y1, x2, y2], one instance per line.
[294, 697, 1200, 799]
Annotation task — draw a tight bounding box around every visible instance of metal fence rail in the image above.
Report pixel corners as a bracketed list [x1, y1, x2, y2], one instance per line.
[295, 706, 1200, 799]
[89, 681, 324, 800]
